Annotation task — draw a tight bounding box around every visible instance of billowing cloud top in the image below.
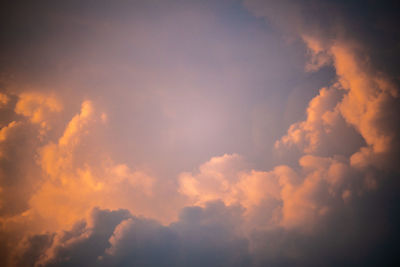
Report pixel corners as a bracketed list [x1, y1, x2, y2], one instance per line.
[1, 0, 400, 266]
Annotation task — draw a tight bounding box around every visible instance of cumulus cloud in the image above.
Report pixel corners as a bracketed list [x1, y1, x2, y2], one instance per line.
[0, 93, 10, 108]
[28, 100, 156, 231]
[275, 85, 346, 154]
[1, 0, 400, 266]
[0, 119, 41, 217]
[247, 0, 400, 171]
[0, 95, 160, 265]
[178, 153, 358, 231]
[15, 92, 62, 132]
[331, 44, 400, 170]
[282, 35, 400, 171]
[19, 188, 400, 267]
[21, 204, 249, 267]
[178, 154, 250, 205]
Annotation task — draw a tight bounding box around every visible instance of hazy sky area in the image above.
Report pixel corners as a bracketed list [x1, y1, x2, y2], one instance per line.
[0, 1, 399, 266]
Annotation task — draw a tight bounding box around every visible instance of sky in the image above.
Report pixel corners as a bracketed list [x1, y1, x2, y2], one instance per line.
[0, 0, 399, 266]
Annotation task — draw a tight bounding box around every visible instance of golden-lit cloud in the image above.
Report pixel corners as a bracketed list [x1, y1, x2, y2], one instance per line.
[0, 0, 399, 266]
[178, 154, 248, 205]
[275, 85, 343, 153]
[179, 152, 355, 230]
[331, 44, 400, 170]
[0, 121, 20, 143]
[15, 92, 62, 127]
[27, 100, 156, 231]
[0, 93, 10, 108]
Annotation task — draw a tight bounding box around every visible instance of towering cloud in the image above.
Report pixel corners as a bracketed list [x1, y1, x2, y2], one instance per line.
[0, 0, 399, 266]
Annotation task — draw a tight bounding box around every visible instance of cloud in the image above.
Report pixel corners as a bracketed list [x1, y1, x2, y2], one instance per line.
[178, 153, 283, 224]
[331, 44, 400, 170]
[25, 203, 250, 267]
[178, 154, 249, 205]
[0, 93, 10, 108]
[178, 153, 359, 231]
[0, 1, 399, 266]
[13, 233, 54, 267]
[29, 100, 156, 231]
[0, 119, 41, 217]
[246, 0, 400, 171]
[177, 0, 399, 240]
[0, 96, 160, 267]
[15, 92, 62, 130]
[275, 85, 345, 154]
[19, 184, 400, 267]
[293, 38, 400, 171]
[302, 35, 332, 72]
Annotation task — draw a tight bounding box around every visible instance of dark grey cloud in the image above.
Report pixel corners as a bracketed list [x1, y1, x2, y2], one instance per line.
[250, 175, 400, 266]
[42, 208, 131, 267]
[19, 183, 400, 267]
[245, 0, 400, 81]
[14, 233, 54, 267]
[30, 203, 250, 267]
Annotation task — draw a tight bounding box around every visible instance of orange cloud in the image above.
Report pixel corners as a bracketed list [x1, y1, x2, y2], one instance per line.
[178, 153, 354, 231]
[178, 154, 248, 205]
[276, 86, 343, 153]
[179, 154, 271, 209]
[0, 93, 10, 108]
[27, 101, 156, 231]
[276, 34, 400, 172]
[302, 35, 332, 72]
[331, 44, 400, 169]
[0, 121, 20, 143]
[15, 93, 62, 124]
